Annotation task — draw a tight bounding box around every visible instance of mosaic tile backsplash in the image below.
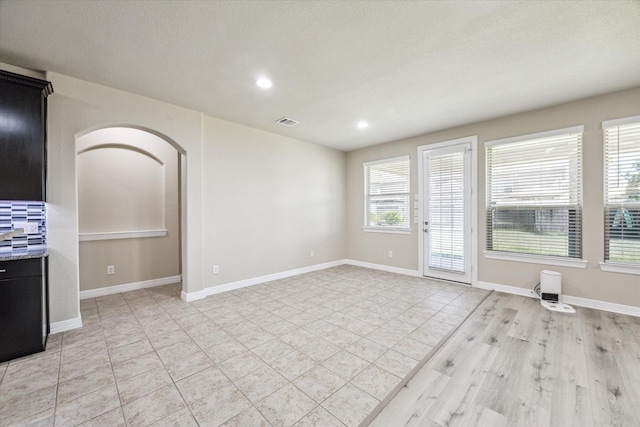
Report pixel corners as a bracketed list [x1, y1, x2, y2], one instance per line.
[0, 201, 47, 255]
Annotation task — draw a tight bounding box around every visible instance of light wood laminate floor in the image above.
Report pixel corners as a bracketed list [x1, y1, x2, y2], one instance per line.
[369, 292, 640, 427]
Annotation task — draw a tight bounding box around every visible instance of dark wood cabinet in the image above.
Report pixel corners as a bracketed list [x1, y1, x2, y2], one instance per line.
[0, 71, 53, 201]
[0, 257, 49, 363]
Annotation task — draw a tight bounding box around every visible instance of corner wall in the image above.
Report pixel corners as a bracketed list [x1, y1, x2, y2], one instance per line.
[202, 116, 347, 287]
[44, 72, 347, 325]
[46, 73, 205, 323]
[347, 87, 640, 307]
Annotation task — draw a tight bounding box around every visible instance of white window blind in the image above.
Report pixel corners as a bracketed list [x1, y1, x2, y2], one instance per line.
[364, 156, 410, 230]
[603, 117, 640, 265]
[486, 126, 583, 258]
[428, 150, 466, 272]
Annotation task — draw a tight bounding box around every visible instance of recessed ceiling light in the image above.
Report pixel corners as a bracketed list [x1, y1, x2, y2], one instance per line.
[256, 78, 273, 89]
[357, 121, 369, 129]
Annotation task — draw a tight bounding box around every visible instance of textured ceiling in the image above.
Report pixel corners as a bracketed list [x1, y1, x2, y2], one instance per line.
[1, 1, 639, 151]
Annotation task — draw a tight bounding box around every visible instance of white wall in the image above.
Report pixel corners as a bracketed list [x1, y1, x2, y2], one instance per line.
[44, 72, 346, 325]
[347, 87, 640, 307]
[7, 62, 638, 324]
[202, 116, 346, 286]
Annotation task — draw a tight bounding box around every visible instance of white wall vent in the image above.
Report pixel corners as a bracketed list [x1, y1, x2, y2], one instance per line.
[275, 117, 300, 127]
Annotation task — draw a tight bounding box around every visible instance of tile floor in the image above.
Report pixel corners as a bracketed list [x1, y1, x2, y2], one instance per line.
[0, 265, 489, 426]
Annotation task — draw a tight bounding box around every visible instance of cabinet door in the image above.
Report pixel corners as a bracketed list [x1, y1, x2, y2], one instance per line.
[0, 275, 43, 362]
[0, 80, 46, 201]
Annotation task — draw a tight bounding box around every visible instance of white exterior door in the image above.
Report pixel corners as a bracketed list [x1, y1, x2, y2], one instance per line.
[422, 142, 472, 283]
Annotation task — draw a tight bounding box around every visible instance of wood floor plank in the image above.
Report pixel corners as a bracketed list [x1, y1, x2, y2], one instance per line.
[474, 335, 525, 417]
[510, 396, 551, 427]
[549, 311, 593, 427]
[479, 305, 518, 347]
[576, 308, 638, 426]
[368, 292, 640, 427]
[551, 380, 594, 427]
[424, 342, 494, 426]
[428, 320, 487, 377]
[505, 306, 558, 425]
[601, 312, 640, 423]
[605, 311, 640, 346]
[506, 297, 541, 341]
[474, 405, 508, 427]
[610, 339, 640, 402]
[502, 293, 530, 310]
[604, 312, 640, 361]
[473, 293, 510, 324]
[368, 367, 450, 427]
[555, 311, 589, 389]
[628, 315, 640, 344]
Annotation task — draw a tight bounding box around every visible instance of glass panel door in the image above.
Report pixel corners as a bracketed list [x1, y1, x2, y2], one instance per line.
[423, 143, 471, 283]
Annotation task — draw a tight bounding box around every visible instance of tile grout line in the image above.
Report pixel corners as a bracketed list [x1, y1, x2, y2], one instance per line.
[176, 293, 271, 426]
[142, 290, 193, 425]
[51, 335, 63, 426]
[208, 288, 319, 426]
[5, 267, 490, 427]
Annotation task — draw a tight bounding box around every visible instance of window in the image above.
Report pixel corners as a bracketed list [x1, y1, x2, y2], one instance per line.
[486, 126, 583, 259]
[603, 116, 640, 265]
[364, 156, 410, 232]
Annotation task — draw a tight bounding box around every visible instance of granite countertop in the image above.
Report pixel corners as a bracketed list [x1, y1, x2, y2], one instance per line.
[0, 249, 49, 261]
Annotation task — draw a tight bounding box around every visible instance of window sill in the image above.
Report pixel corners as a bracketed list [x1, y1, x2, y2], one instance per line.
[599, 262, 640, 276]
[483, 251, 587, 269]
[79, 229, 168, 241]
[362, 227, 411, 235]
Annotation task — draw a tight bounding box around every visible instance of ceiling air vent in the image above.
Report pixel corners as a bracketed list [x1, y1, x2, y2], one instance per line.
[275, 117, 300, 127]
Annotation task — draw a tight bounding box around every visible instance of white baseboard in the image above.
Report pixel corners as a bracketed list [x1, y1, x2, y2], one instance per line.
[477, 280, 640, 317]
[50, 316, 83, 334]
[58, 265, 640, 335]
[182, 259, 425, 302]
[561, 295, 640, 317]
[344, 259, 422, 277]
[476, 281, 538, 298]
[80, 275, 182, 300]
[79, 229, 168, 241]
[181, 260, 348, 302]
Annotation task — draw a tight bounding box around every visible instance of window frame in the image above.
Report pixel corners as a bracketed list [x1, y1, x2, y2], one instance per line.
[600, 115, 640, 275]
[484, 126, 587, 268]
[363, 155, 411, 234]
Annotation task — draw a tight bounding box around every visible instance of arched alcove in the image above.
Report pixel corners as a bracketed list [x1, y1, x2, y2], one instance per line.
[76, 126, 183, 294]
[78, 145, 165, 233]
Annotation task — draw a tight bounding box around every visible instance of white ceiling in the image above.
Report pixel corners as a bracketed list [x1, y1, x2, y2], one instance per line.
[1, 1, 639, 151]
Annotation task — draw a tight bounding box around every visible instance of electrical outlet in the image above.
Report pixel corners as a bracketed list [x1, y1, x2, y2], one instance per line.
[213, 265, 219, 275]
[107, 265, 115, 275]
[310, 250, 315, 258]
[388, 251, 393, 258]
